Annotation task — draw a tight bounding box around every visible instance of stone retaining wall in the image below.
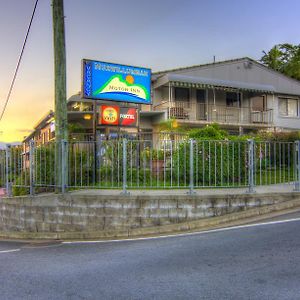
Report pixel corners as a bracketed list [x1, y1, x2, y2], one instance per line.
[0, 192, 300, 239]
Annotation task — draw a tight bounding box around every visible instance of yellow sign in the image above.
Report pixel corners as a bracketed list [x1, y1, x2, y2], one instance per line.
[101, 105, 119, 125]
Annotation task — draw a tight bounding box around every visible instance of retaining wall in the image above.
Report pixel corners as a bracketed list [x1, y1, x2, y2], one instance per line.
[0, 192, 300, 239]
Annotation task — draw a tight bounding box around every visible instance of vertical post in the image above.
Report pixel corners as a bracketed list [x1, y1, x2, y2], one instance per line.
[29, 140, 35, 195]
[61, 139, 68, 193]
[121, 138, 130, 195]
[92, 102, 97, 185]
[5, 144, 12, 197]
[168, 82, 171, 119]
[188, 139, 196, 195]
[52, 0, 68, 193]
[294, 140, 300, 191]
[247, 139, 255, 193]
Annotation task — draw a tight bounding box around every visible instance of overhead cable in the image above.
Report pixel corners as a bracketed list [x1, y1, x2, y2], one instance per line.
[0, 0, 39, 122]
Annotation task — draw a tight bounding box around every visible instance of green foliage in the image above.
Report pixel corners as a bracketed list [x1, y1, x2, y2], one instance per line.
[172, 140, 248, 186]
[188, 124, 229, 140]
[157, 118, 187, 133]
[261, 43, 300, 80]
[142, 147, 165, 160]
[35, 145, 56, 186]
[12, 170, 30, 196]
[257, 131, 300, 142]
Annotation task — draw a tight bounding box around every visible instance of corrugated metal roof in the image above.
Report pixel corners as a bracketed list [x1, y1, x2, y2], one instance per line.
[160, 74, 276, 93]
[153, 57, 251, 76]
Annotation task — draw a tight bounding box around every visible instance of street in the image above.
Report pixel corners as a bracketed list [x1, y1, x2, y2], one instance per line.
[0, 213, 300, 300]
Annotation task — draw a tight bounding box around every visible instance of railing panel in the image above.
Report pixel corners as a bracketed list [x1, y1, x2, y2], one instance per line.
[3, 138, 296, 195]
[158, 102, 273, 125]
[254, 141, 294, 186]
[0, 150, 6, 189]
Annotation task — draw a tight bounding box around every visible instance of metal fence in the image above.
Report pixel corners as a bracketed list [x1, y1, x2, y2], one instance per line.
[1, 139, 300, 196]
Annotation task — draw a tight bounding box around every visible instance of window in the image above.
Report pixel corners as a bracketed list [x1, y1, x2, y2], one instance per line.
[279, 98, 299, 117]
[174, 87, 190, 102]
[226, 92, 241, 107]
[252, 96, 266, 112]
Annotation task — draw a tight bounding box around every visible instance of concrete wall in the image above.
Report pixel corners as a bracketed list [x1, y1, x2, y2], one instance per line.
[1, 192, 299, 239]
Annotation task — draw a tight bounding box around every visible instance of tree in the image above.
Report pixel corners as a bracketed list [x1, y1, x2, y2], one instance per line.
[260, 43, 300, 80]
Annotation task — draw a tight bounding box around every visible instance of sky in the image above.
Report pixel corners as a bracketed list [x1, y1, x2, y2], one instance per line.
[0, 0, 299, 142]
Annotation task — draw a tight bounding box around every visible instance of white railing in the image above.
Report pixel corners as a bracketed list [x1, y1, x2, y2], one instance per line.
[155, 101, 273, 125]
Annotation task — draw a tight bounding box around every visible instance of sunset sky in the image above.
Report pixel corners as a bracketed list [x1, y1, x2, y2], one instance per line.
[0, 0, 299, 142]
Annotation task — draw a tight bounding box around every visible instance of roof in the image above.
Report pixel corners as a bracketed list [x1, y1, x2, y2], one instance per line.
[153, 57, 252, 76]
[152, 57, 300, 87]
[155, 73, 276, 93]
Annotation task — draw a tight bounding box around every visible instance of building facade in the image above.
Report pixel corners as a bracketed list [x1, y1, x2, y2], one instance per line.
[23, 57, 300, 145]
[150, 57, 300, 135]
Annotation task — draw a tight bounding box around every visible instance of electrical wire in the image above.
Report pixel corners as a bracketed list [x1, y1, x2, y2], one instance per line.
[0, 0, 39, 122]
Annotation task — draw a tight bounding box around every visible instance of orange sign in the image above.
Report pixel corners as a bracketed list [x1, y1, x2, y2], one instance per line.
[100, 105, 119, 125]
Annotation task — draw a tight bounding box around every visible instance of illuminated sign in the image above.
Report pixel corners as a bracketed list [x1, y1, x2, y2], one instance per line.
[99, 105, 137, 127]
[82, 60, 151, 105]
[100, 105, 119, 125]
[120, 107, 137, 127]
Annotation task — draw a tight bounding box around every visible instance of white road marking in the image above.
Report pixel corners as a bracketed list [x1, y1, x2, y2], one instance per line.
[0, 249, 20, 254]
[63, 217, 300, 245]
[22, 243, 63, 249]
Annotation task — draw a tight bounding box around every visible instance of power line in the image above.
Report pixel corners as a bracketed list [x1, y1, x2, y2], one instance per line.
[0, 0, 39, 122]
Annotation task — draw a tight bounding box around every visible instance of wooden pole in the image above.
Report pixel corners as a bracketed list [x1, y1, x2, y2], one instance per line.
[52, 0, 67, 192]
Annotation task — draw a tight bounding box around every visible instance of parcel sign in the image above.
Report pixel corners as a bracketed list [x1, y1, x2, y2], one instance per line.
[99, 105, 137, 127]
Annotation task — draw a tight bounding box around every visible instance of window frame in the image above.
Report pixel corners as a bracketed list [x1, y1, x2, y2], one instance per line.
[278, 97, 299, 118]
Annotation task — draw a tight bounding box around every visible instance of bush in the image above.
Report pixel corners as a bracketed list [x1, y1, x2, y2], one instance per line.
[188, 124, 229, 140]
[172, 140, 248, 186]
[257, 131, 300, 142]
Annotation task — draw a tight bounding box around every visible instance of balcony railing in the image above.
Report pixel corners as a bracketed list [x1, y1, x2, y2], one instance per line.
[154, 101, 273, 125]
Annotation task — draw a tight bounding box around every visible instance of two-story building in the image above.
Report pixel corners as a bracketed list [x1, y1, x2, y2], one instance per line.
[149, 57, 300, 135]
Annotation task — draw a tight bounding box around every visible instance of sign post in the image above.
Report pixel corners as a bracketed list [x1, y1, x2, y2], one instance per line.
[52, 0, 68, 193]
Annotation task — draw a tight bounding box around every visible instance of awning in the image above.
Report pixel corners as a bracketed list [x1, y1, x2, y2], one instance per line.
[154, 74, 276, 93]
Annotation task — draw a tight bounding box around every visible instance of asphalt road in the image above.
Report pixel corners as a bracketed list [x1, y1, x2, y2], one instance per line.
[0, 213, 300, 300]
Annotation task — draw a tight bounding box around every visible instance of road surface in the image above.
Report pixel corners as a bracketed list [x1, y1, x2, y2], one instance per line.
[0, 212, 300, 299]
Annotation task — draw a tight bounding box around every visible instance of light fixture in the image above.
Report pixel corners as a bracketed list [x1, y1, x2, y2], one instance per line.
[83, 114, 92, 120]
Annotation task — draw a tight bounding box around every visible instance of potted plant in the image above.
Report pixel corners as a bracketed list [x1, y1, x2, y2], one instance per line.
[150, 149, 165, 174]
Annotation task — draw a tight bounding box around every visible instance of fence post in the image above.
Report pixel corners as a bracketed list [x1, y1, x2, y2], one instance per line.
[188, 139, 196, 195]
[29, 140, 35, 195]
[294, 140, 300, 191]
[5, 144, 12, 197]
[61, 139, 68, 194]
[121, 138, 130, 195]
[247, 139, 255, 193]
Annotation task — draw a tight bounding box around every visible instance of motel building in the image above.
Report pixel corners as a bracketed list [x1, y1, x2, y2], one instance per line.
[23, 57, 300, 148]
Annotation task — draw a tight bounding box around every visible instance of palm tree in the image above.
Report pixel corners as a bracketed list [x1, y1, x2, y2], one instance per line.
[261, 45, 284, 71]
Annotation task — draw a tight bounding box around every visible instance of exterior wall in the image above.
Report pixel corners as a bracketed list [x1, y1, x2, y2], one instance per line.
[174, 59, 300, 96]
[153, 85, 274, 129]
[272, 95, 300, 130]
[152, 58, 300, 131]
[140, 117, 153, 129]
[1, 192, 299, 239]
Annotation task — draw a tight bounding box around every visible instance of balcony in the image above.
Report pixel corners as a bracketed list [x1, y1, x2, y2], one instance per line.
[154, 101, 273, 125]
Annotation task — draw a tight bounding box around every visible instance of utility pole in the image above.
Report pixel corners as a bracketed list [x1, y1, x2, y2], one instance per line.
[52, 0, 68, 192]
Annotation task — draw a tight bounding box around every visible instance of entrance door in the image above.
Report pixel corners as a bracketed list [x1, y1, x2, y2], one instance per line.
[196, 89, 206, 120]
